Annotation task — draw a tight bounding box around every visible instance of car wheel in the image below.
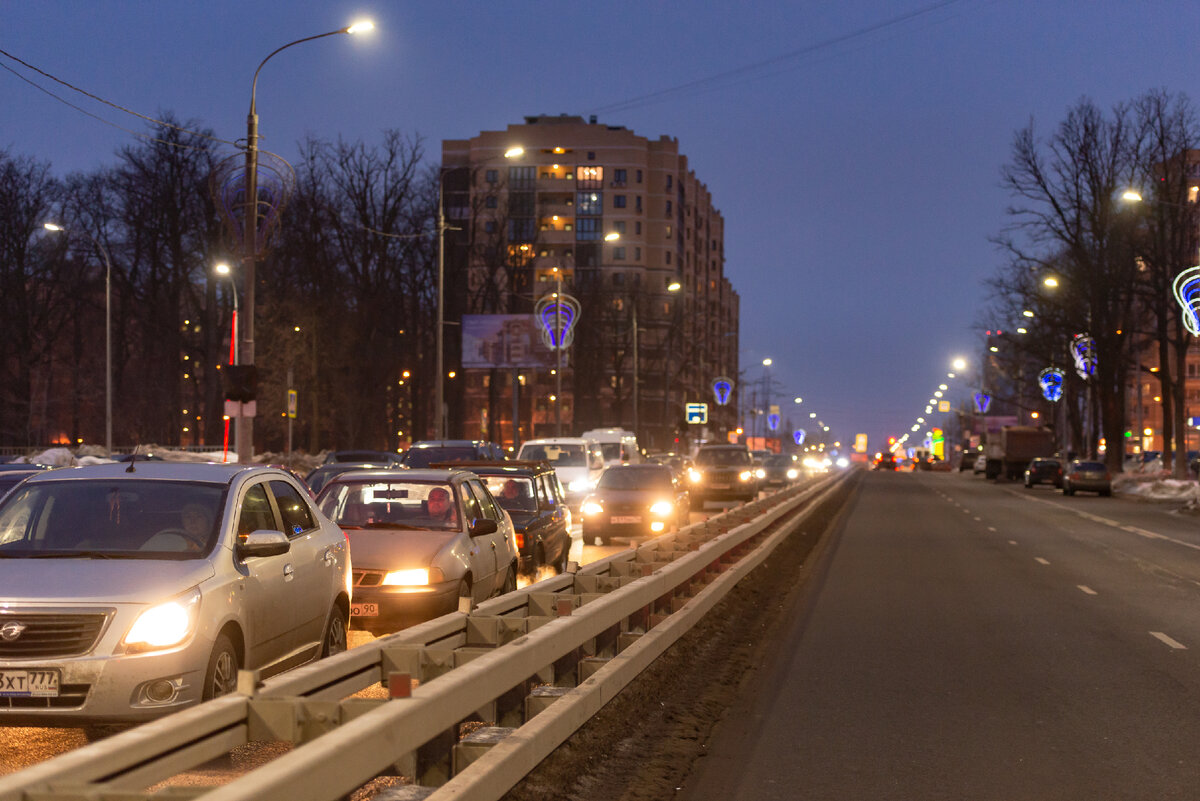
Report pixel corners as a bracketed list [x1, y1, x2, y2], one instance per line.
[1024, 480, 1032, 488]
[554, 543, 569, 574]
[500, 563, 518, 596]
[1101, 489, 1112, 497]
[1064, 487, 1075, 496]
[457, 577, 474, 611]
[321, 604, 348, 658]
[203, 633, 239, 702]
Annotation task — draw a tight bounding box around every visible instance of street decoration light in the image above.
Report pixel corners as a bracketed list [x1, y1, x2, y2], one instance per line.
[974, 392, 991, 414]
[1070, 333, 1096, 380]
[1038, 367, 1065, 402]
[535, 277, 581, 436]
[43, 222, 113, 455]
[211, 20, 373, 463]
[712, 377, 734, 406]
[1171, 265, 1200, 336]
[794, 429, 806, 446]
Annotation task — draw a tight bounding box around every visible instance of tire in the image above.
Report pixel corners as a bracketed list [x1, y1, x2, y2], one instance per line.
[203, 633, 239, 702]
[553, 541, 569, 574]
[1024, 480, 1032, 488]
[1101, 489, 1112, 497]
[1064, 487, 1075, 497]
[321, 604, 348, 658]
[457, 577, 474, 611]
[501, 563, 518, 595]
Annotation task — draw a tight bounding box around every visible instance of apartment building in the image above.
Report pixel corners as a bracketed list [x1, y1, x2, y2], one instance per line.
[442, 114, 740, 451]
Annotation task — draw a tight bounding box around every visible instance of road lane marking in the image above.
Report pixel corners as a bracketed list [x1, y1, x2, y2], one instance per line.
[988, 527, 997, 532]
[1008, 540, 1018, 545]
[1077, 585, 1097, 595]
[1035, 557, 1050, 565]
[1013, 491, 1200, 553]
[1150, 632, 1188, 650]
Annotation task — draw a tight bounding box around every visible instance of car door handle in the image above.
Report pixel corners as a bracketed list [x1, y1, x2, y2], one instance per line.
[283, 564, 295, 581]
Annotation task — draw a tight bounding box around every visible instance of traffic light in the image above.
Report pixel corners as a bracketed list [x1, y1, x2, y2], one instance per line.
[223, 365, 257, 403]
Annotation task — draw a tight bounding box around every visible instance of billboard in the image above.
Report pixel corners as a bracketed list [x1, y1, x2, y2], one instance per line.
[461, 314, 557, 370]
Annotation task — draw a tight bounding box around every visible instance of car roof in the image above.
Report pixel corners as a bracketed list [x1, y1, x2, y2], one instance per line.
[408, 440, 493, 449]
[16, 461, 273, 484]
[429, 460, 551, 474]
[325, 467, 476, 483]
[699, 444, 747, 450]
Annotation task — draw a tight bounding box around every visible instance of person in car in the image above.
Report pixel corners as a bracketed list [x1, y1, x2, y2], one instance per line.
[426, 487, 459, 529]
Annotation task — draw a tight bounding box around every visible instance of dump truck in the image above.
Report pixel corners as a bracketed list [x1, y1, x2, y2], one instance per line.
[984, 425, 1055, 480]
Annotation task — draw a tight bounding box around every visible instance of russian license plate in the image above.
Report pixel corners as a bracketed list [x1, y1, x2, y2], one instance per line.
[710, 483, 730, 490]
[351, 603, 379, 617]
[0, 668, 59, 697]
[611, 515, 642, 524]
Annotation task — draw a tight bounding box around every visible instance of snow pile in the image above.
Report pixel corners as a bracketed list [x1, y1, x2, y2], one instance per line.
[1113, 473, 1200, 503]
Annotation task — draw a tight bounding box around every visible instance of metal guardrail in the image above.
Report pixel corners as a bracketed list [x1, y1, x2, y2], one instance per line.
[1, 470, 851, 801]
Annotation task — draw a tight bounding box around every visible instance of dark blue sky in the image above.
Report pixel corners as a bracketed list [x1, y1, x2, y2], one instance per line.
[4, 0, 1198, 452]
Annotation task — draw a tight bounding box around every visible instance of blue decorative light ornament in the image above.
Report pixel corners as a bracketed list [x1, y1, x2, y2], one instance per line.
[794, 429, 806, 445]
[1070, 333, 1096, 380]
[534, 293, 581, 350]
[974, 392, 991, 414]
[1172, 266, 1200, 336]
[712, 376, 734, 406]
[767, 413, 780, 432]
[1038, 367, 1064, 402]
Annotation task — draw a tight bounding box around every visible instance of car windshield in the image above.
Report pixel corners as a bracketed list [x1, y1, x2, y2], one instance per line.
[697, 449, 750, 466]
[766, 455, 793, 467]
[1073, 462, 1106, 471]
[597, 443, 624, 462]
[481, 476, 537, 512]
[401, 448, 477, 468]
[598, 467, 673, 490]
[318, 480, 461, 531]
[518, 443, 586, 466]
[0, 479, 225, 559]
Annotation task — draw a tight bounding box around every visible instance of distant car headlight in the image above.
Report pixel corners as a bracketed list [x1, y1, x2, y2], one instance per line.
[687, 469, 702, 483]
[649, 501, 674, 516]
[581, 501, 604, 516]
[786, 468, 799, 479]
[835, 458, 849, 469]
[568, 478, 592, 493]
[123, 588, 201, 652]
[383, 567, 445, 586]
[739, 470, 753, 482]
[754, 468, 766, 479]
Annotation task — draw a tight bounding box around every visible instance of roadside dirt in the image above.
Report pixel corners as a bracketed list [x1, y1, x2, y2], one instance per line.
[502, 477, 858, 801]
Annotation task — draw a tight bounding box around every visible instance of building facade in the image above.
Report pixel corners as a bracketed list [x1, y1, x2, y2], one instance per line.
[442, 114, 739, 452]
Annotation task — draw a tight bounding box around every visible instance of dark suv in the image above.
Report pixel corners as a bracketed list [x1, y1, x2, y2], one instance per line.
[435, 460, 571, 577]
[1024, 457, 1063, 489]
[690, 444, 759, 504]
[400, 440, 507, 467]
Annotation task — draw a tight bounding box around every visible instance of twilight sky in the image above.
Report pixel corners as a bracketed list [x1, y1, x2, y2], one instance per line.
[4, 0, 1198, 453]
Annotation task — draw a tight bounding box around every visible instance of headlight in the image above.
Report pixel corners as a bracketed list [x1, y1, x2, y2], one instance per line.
[786, 468, 799, 479]
[568, 478, 592, 493]
[739, 470, 753, 482]
[687, 468, 702, 483]
[649, 501, 674, 516]
[755, 468, 766, 479]
[383, 567, 445, 586]
[581, 501, 604, 516]
[123, 588, 201, 652]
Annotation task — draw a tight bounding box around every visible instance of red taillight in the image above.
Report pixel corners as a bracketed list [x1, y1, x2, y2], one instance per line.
[515, 533, 525, 549]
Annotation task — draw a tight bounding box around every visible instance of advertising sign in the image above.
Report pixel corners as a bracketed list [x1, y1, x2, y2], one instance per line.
[461, 315, 556, 369]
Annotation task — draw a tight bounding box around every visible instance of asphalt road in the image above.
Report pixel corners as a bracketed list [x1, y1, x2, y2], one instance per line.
[681, 470, 1200, 800]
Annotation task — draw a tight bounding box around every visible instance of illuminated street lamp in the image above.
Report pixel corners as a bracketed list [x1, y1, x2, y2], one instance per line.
[44, 222, 113, 455]
[237, 19, 373, 462]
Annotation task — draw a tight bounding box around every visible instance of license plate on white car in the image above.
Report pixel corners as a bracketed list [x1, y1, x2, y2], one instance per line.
[0, 668, 59, 697]
[351, 603, 379, 617]
[611, 515, 642, 524]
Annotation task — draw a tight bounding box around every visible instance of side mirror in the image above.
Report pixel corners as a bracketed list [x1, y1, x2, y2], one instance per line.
[237, 530, 291, 558]
[469, 518, 498, 538]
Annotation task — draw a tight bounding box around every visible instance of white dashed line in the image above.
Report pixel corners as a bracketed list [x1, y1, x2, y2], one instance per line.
[1150, 631, 1188, 650]
[974, 517, 982, 522]
[988, 527, 997, 532]
[1077, 585, 1097, 595]
[1034, 557, 1050, 565]
[1008, 540, 1018, 546]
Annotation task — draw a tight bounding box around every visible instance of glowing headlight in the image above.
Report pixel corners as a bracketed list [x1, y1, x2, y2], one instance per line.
[739, 470, 753, 482]
[123, 588, 200, 651]
[568, 478, 592, 493]
[755, 468, 766, 479]
[836, 457, 850, 468]
[687, 468, 702, 483]
[581, 501, 604, 516]
[786, 468, 799, 479]
[649, 501, 674, 516]
[383, 568, 444, 586]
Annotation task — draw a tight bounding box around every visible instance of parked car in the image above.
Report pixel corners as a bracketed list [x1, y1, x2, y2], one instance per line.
[0, 462, 351, 726]
[0, 464, 52, 498]
[973, 453, 988, 475]
[441, 461, 572, 577]
[762, 453, 800, 489]
[399, 440, 507, 468]
[580, 463, 691, 545]
[689, 444, 759, 503]
[316, 468, 519, 635]
[516, 437, 605, 512]
[304, 462, 387, 496]
[322, 450, 402, 466]
[1062, 460, 1112, 496]
[1024, 457, 1063, 489]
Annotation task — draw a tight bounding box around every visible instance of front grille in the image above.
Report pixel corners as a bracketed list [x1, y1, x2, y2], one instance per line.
[0, 612, 110, 659]
[353, 569, 385, 588]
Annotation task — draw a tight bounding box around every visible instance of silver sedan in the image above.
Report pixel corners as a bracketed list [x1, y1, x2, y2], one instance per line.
[0, 462, 351, 726]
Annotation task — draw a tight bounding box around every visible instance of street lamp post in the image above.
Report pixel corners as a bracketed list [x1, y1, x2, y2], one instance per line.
[44, 222, 113, 455]
[238, 20, 373, 463]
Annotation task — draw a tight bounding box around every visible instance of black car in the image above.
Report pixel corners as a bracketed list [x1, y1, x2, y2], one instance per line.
[1024, 457, 1063, 489]
[689, 444, 759, 504]
[581, 463, 691, 544]
[436, 460, 572, 577]
[874, 453, 897, 471]
[0, 465, 51, 497]
[762, 453, 800, 488]
[322, 449, 402, 466]
[304, 463, 387, 495]
[400, 440, 507, 468]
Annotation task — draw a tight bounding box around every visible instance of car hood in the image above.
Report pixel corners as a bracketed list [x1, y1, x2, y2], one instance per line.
[346, 528, 458, 568]
[591, 489, 666, 506]
[0, 557, 216, 603]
